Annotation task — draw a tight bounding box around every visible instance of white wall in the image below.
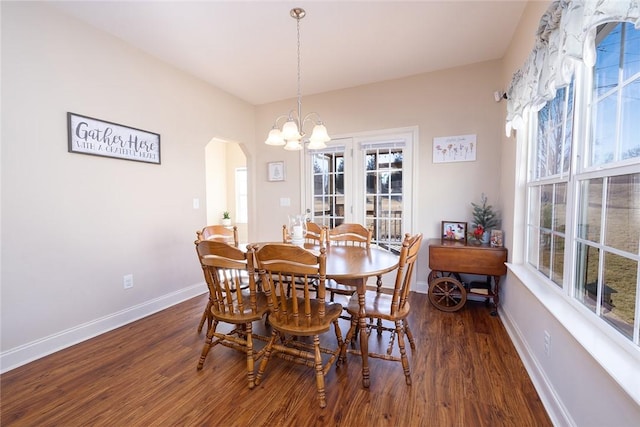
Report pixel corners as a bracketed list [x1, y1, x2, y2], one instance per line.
[498, 2, 640, 426]
[0, 2, 255, 369]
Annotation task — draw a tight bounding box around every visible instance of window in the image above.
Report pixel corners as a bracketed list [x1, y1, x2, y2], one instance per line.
[525, 22, 640, 345]
[527, 83, 573, 287]
[306, 129, 415, 254]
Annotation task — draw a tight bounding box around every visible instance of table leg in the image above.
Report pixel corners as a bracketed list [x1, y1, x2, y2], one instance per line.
[357, 279, 370, 388]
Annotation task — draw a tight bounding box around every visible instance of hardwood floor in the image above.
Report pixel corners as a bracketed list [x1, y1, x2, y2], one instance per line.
[1, 292, 551, 426]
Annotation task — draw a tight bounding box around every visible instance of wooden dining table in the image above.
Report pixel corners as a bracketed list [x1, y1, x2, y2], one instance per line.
[302, 243, 400, 388]
[241, 241, 399, 387]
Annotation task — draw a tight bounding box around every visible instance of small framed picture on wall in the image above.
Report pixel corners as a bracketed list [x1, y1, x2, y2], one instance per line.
[267, 161, 285, 182]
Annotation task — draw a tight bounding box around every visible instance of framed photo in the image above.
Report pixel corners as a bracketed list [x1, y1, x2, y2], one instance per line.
[490, 229, 504, 247]
[267, 161, 285, 182]
[441, 221, 467, 242]
[67, 112, 160, 164]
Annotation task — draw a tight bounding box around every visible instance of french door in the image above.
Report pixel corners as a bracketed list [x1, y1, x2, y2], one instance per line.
[305, 128, 415, 253]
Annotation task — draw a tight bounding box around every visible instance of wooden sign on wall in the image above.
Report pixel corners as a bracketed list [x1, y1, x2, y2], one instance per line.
[67, 112, 161, 164]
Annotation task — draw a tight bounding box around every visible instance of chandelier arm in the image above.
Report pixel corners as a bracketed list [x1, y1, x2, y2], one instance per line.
[301, 112, 324, 126]
[271, 114, 291, 128]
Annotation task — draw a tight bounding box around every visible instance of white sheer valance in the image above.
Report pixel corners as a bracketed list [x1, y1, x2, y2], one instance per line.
[505, 0, 640, 136]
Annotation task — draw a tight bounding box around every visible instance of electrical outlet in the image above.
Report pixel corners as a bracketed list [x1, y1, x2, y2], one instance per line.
[123, 274, 134, 289]
[544, 330, 551, 356]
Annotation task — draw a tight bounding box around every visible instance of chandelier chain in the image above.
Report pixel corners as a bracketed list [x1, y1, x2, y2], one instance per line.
[296, 13, 302, 125]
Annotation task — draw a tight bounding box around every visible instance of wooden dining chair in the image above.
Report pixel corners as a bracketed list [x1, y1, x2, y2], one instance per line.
[282, 221, 326, 297]
[195, 240, 269, 389]
[195, 225, 241, 333]
[340, 233, 423, 385]
[325, 223, 373, 302]
[251, 243, 344, 408]
[197, 225, 239, 246]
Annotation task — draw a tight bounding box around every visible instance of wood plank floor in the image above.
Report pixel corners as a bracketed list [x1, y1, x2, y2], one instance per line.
[1, 292, 551, 426]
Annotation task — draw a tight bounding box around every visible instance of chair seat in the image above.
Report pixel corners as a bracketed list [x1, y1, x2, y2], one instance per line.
[268, 298, 343, 336]
[211, 291, 269, 323]
[345, 290, 411, 321]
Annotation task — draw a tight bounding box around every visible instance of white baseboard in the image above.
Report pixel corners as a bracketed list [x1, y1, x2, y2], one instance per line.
[0, 283, 206, 374]
[499, 305, 574, 427]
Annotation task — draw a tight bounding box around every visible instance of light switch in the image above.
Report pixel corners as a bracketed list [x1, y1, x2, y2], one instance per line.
[193, 198, 200, 209]
[280, 197, 291, 207]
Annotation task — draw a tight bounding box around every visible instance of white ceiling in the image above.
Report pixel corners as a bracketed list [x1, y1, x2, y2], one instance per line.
[51, 1, 528, 105]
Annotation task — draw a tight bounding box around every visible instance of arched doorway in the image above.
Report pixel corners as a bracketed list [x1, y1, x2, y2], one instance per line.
[204, 137, 248, 243]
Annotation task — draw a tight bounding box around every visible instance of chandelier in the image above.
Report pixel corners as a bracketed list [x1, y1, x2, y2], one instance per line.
[264, 7, 330, 151]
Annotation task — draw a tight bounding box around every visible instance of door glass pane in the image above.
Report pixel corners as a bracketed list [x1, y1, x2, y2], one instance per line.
[365, 148, 404, 252]
[310, 151, 345, 228]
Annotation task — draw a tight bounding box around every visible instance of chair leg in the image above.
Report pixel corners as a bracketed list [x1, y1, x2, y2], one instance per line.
[332, 319, 344, 366]
[395, 320, 411, 385]
[255, 330, 277, 386]
[313, 335, 327, 409]
[375, 275, 383, 335]
[341, 315, 358, 363]
[197, 300, 212, 334]
[245, 322, 256, 389]
[403, 319, 416, 350]
[197, 319, 219, 370]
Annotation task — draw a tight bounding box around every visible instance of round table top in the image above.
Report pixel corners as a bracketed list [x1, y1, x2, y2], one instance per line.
[308, 244, 399, 280]
[244, 242, 399, 280]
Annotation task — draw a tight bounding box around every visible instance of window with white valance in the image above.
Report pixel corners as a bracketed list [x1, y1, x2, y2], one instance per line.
[516, 0, 640, 350]
[505, 0, 640, 136]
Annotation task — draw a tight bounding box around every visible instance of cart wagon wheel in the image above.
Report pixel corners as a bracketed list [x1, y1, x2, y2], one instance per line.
[428, 276, 467, 312]
[427, 270, 463, 284]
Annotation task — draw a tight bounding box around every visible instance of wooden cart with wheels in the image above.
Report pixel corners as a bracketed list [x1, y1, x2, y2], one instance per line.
[427, 238, 507, 315]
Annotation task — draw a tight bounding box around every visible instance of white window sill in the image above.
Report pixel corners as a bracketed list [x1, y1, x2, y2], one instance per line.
[507, 263, 640, 406]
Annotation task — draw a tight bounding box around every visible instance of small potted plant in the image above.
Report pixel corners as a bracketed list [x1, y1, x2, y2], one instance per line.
[221, 211, 232, 226]
[470, 193, 499, 243]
